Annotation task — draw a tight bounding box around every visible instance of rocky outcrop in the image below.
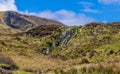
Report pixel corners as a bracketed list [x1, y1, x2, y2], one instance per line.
[0, 53, 18, 74]
[4, 11, 36, 31]
[0, 67, 12, 74]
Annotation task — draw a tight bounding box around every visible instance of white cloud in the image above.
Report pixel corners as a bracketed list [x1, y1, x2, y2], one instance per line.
[99, 0, 120, 4]
[29, 10, 96, 26]
[0, 0, 17, 11]
[78, 2, 94, 8]
[0, 0, 96, 26]
[78, 1, 100, 13]
[83, 8, 100, 13]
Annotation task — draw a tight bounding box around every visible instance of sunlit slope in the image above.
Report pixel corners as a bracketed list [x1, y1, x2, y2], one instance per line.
[0, 22, 120, 73]
[51, 22, 120, 61]
[0, 12, 19, 34]
[0, 11, 65, 34]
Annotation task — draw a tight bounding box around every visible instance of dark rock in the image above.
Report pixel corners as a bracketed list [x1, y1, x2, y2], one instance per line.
[0, 67, 12, 74]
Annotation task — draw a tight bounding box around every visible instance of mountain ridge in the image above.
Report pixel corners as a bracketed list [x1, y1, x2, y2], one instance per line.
[0, 11, 65, 34]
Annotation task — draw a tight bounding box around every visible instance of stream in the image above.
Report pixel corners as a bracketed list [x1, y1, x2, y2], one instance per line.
[43, 27, 78, 54]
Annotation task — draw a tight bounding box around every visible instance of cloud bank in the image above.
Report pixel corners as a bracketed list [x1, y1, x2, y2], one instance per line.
[0, 0, 96, 26]
[0, 0, 17, 11]
[30, 10, 96, 26]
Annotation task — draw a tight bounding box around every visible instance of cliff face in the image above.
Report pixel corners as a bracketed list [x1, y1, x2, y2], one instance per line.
[0, 11, 65, 34]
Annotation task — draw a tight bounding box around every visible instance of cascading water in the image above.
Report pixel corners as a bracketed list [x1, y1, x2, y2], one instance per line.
[43, 27, 78, 54]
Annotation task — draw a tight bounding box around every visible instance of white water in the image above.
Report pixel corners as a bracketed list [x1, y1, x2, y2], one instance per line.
[43, 27, 78, 54]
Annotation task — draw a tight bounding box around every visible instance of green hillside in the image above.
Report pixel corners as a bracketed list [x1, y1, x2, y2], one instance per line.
[0, 22, 120, 74]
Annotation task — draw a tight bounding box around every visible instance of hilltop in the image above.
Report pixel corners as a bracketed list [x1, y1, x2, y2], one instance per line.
[0, 11, 64, 34]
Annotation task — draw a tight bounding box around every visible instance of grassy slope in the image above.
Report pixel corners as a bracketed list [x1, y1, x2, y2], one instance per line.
[0, 11, 65, 35]
[0, 23, 120, 73]
[0, 12, 19, 34]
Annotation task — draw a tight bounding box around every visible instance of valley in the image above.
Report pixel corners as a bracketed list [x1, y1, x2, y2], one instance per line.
[0, 11, 120, 74]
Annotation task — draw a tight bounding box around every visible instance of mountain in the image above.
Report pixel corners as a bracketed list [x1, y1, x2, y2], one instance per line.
[0, 11, 65, 34]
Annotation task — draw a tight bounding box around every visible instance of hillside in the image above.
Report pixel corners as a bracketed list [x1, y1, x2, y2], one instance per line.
[0, 11, 65, 34]
[0, 21, 120, 74]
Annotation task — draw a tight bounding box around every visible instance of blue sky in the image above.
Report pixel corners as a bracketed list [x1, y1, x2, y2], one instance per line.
[0, 0, 120, 25]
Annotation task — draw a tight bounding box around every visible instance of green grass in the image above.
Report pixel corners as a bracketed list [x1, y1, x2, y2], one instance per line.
[0, 23, 120, 73]
[0, 63, 10, 68]
[13, 71, 33, 74]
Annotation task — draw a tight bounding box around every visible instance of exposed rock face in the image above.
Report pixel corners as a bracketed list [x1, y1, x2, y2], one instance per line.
[4, 11, 36, 31]
[0, 53, 17, 69]
[0, 11, 65, 34]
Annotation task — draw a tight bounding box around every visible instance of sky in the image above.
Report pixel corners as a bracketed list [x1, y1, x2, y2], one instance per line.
[0, 0, 120, 26]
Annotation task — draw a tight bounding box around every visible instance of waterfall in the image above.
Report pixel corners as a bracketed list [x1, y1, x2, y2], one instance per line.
[52, 42, 56, 47]
[60, 34, 71, 46]
[43, 27, 78, 54]
[61, 27, 70, 37]
[46, 48, 50, 54]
